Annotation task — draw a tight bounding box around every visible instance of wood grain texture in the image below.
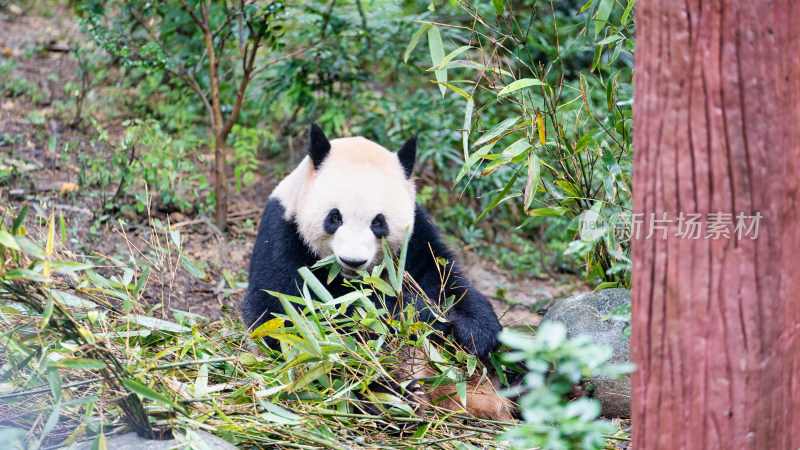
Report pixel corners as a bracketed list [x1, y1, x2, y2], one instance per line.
[632, 1, 800, 448]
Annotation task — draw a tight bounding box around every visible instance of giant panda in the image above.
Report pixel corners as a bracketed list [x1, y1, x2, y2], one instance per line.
[242, 124, 512, 419]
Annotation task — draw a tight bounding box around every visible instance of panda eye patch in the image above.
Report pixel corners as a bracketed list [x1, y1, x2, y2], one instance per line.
[324, 209, 343, 234]
[370, 214, 389, 238]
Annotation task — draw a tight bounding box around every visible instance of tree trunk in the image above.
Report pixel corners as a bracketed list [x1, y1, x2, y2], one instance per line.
[632, 1, 800, 448]
[214, 132, 228, 232]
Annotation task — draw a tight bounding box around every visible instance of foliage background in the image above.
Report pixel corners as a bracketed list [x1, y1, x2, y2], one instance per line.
[0, 0, 634, 448]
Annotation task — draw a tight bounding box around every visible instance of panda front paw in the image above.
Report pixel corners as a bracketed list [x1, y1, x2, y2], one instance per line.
[452, 321, 501, 361]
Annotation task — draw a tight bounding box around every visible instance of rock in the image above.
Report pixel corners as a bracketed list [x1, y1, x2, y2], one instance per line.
[541, 288, 631, 418]
[46, 41, 71, 53]
[75, 430, 236, 450]
[8, 189, 26, 201]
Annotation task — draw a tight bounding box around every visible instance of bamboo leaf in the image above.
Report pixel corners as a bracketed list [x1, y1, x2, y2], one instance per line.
[412, 422, 431, 440]
[463, 97, 474, 159]
[5, 269, 50, 282]
[598, 34, 625, 46]
[526, 206, 569, 217]
[169, 227, 181, 248]
[268, 333, 321, 357]
[602, 147, 622, 176]
[476, 172, 519, 223]
[428, 26, 447, 96]
[36, 399, 61, 449]
[397, 228, 410, 280]
[536, 108, 546, 146]
[48, 261, 93, 273]
[621, 0, 636, 25]
[78, 326, 96, 345]
[47, 366, 62, 402]
[382, 239, 399, 292]
[595, 0, 614, 36]
[11, 204, 28, 234]
[480, 139, 531, 177]
[250, 318, 286, 339]
[592, 44, 602, 71]
[0, 230, 20, 250]
[311, 255, 335, 270]
[455, 144, 494, 185]
[580, 74, 594, 118]
[59, 212, 67, 243]
[327, 261, 341, 284]
[435, 45, 473, 69]
[456, 381, 467, 409]
[133, 264, 150, 299]
[94, 433, 107, 450]
[274, 292, 322, 356]
[437, 60, 512, 77]
[121, 378, 186, 412]
[41, 295, 53, 330]
[290, 361, 333, 391]
[492, 0, 504, 15]
[466, 355, 477, 377]
[50, 290, 95, 308]
[524, 152, 541, 209]
[473, 116, 520, 147]
[260, 401, 303, 425]
[298, 267, 334, 303]
[403, 23, 432, 63]
[181, 255, 209, 282]
[85, 268, 112, 288]
[364, 276, 397, 297]
[555, 180, 581, 198]
[254, 385, 288, 398]
[53, 358, 106, 370]
[194, 364, 209, 397]
[431, 81, 470, 99]
[16, 236, 45, 259]
[124, 315, 191, 333]
[606, 73, 618, 111]
[595, 281, 622, 292]
[497, 78, 547, 96]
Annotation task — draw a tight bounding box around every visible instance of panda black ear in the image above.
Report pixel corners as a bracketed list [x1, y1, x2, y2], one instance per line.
[308, 123, 331, 170]
[398, 135, 417, 178]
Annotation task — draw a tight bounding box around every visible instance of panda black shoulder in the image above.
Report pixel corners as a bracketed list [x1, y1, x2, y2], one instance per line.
[241, 197, 317, 331]
[405, 204, 464, 291]
[407, 203, 455, 258]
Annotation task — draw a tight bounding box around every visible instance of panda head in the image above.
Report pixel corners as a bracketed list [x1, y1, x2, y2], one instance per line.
[286, 124, 418, 277]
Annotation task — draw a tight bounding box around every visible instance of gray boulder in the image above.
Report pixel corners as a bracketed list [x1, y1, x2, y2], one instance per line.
[74, 430, 236, 450]
[541, 288, 631, 418]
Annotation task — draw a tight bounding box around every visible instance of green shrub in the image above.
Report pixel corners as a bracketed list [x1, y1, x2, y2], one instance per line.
[500, 324, 633, 449]
[75, 119, 209, 214]
[405, 0, 635, 287]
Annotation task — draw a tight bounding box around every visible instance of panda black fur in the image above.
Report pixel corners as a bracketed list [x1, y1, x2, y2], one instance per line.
[242, 124, 502, 360]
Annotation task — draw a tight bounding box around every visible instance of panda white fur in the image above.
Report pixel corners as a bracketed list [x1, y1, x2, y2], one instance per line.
[242, 124, 512, 419]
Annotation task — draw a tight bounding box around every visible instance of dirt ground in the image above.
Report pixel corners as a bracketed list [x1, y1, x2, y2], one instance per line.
[0, 2, 587, 327]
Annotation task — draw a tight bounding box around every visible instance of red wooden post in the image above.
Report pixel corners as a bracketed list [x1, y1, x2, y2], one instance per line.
[632, 1, 800, 447]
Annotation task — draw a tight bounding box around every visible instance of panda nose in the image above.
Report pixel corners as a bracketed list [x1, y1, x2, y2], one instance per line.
[340, 257, 368, 269]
